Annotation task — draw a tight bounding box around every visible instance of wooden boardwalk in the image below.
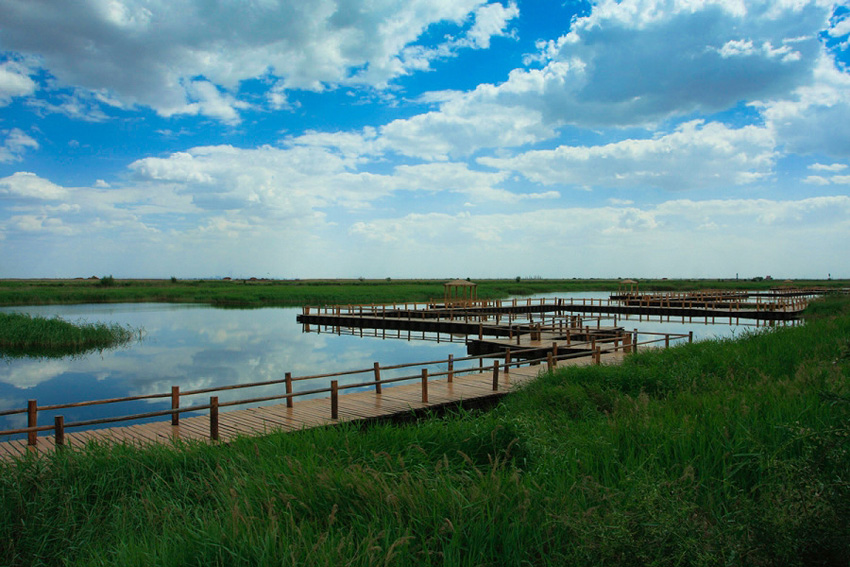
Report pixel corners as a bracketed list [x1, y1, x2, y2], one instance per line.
[0, 350, 625, 461]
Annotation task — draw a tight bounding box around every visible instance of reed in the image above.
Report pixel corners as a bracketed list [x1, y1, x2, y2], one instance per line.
[0, 312, 136, 358]
[0, 296, 847, 566]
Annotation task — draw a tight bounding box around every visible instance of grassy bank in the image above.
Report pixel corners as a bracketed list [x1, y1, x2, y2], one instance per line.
[0, 312, 136, 358]
[0, 277, 846, 307]
[0, 297, 848, 565]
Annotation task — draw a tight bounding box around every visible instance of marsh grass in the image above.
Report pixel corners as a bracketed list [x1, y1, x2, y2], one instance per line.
[0, 297, 848, 566]
[0, 312, 136, 358]
[0, 277, 846, 307]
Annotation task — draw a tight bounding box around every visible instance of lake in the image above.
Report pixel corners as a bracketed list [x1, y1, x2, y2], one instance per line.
[0, 292, 784, 435]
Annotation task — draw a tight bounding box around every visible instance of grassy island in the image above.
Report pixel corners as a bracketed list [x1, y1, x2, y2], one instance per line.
[1, 296, 847, 565]
[0, 312, 136, 358]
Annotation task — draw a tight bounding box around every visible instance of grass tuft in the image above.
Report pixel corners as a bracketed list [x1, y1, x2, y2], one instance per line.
[0, 312, 137, 358]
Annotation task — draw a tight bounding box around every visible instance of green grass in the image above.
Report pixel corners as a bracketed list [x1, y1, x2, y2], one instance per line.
[0, 277, 846, 307]
[0, 297, 848, 566]
[0, 312, 136, 358]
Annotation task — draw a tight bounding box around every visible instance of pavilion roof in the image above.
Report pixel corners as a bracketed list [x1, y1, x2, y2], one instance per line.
[444, 279, 476, 287]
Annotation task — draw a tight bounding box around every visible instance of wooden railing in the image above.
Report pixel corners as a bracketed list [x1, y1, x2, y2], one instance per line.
[0, 330, 691, 448]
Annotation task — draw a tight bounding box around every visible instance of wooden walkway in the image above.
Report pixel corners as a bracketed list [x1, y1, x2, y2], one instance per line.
[0, 350, 625, 461]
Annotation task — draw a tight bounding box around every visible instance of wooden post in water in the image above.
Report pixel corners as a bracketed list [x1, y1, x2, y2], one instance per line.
[27, 400, 37, 446]
[373, 362, 382, 394]
[447, 354, 454, 383]
[633, 329, 638, 354]
[171, 386, 180, 425]
[504, 349, 511, 375]
[492, 361, 500, 391]
[210, 396, 219, 441]
[331, 380, 339, 419]
[665, 334, 670, 348]
[689, 331, 693, 343]
[54, 416, 65, 447]
[421, 369, 429, 403]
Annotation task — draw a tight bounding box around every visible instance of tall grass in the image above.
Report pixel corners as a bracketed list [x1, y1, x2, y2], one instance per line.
[0, 297, 848, 565]
[0, 312, 136, 358]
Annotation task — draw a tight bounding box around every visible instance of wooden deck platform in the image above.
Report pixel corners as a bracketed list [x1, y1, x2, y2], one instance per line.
[0, 350, 625, 461]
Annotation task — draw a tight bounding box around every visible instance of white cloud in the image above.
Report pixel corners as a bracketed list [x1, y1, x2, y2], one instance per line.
[0, 58, 37, 104]
[809, 162, 847, 171]
[379, 101, 554, 160]
[462, 2, 519, 49]
[368, 0, 831, 160]
[510, 0, 828, 127]
[479, 120, 776, 190]
[0, 171, 65, 199]
[0, 0, 518, 122]
[345, 195, 850, 277]
[804, 175, 831, 185]
[761, 54, 850, 157]
[0, 129, 39, 163]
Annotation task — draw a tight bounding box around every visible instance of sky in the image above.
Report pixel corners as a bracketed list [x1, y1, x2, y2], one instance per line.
[0, 0, 848, 280]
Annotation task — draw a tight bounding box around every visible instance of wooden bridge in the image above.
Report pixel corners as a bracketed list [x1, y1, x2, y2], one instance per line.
[0, 330, 689, 461]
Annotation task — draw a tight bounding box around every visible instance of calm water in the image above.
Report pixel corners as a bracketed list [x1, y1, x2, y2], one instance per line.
[0, 293, 785, 434]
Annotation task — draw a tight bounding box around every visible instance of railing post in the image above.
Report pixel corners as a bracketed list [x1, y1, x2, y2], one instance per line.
[210, 396, 219, 441]
[54, 416, 64, 447]
[633, 329, 638, 354]
[331, 380, 339, 419]
[373, 362, 382, 394]
[689, 331, 693, 343]
[285, 372, 293, 408]
[547, 352, 554, 372]
[421, 369, 428, 403]
[171, 386, 180, 425]
[27, 400, 37, 446]
[504, 349, 511, 375]
[665, 334, 670, 348]
[595, 347, 601, 365]
[492, 361, 500, 391]
[447, 354, 454, 383]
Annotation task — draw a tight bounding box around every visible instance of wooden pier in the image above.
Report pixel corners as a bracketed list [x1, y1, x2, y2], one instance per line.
[297, 290, 817, 347]
[0, 329, 688, 461]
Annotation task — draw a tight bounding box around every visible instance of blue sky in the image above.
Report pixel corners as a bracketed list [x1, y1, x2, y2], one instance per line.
[0, 0, 848, 280]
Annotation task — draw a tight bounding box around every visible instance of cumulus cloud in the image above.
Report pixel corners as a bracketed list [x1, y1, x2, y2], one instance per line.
[0, 171, 66, 199]
[0, 0, 517, 122]
[516, 0, 829, 126]
[369, 0, 832, 159]
[760, 54, 850, 157]
[479, 120, 776, 190]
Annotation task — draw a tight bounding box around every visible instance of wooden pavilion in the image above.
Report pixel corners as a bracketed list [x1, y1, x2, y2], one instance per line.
[618, 279, 639, 297]
[444, 279, 478, 307]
